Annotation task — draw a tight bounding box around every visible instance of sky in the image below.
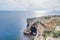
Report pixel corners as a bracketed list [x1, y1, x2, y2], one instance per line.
[0, 0, 60, 11]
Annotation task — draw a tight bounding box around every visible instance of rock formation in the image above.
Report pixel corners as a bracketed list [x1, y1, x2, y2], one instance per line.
[24, 15, 60, 40]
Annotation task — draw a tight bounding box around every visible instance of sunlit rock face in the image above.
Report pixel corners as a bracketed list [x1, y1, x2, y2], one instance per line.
[24, 15, 60, 40]
[46, 37, 60, 40]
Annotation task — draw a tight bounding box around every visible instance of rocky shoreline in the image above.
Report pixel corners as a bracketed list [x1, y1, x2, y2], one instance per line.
[24, 15, 60, 40]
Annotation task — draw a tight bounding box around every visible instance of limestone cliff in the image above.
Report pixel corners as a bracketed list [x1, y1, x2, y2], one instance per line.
[24, 15, 60, 40]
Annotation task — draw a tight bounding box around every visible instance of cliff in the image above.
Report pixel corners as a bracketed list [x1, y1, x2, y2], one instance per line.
[24, 15, 60, 40]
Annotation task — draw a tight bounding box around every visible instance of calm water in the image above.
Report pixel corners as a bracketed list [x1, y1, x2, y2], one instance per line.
[0, 11, 32, 40]
[0, 11, 60, 40]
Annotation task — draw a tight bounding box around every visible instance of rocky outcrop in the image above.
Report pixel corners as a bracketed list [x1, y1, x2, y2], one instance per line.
[24, 15, 60, 40]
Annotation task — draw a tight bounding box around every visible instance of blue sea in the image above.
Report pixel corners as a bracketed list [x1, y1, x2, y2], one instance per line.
[0, 11, 60, 40]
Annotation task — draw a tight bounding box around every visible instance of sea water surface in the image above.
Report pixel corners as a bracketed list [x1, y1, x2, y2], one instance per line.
[0, 11, 60, 40]
[0, 11, 31, 40]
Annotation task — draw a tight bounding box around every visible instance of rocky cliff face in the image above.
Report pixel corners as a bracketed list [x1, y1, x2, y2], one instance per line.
[24, 15, 60, 40]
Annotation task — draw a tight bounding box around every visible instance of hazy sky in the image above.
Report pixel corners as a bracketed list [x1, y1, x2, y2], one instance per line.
[0, 0, 60, 11]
